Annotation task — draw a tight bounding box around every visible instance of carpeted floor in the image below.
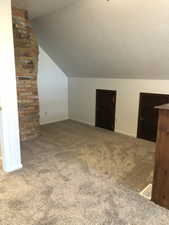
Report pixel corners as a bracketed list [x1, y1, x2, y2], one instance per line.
[0, 120, 169, 225]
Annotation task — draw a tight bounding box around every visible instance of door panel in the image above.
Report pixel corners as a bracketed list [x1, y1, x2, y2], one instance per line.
[95, 89, 116, 131]
[137, 93, 169, 142]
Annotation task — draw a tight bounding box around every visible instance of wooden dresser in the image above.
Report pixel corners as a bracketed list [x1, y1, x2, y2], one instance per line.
[152, 104, 169, 209]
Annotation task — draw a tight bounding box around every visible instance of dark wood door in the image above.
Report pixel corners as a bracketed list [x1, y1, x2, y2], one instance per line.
[95, 89, 116, 131]
[137, 93, 169, 142]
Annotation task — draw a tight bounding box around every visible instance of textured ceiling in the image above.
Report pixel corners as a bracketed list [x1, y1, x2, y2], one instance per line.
[11, 0, 77, 18]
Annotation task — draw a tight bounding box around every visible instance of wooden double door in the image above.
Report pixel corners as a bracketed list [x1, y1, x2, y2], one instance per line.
[137, 93, 169, 142]
[95, 89, 116, 131]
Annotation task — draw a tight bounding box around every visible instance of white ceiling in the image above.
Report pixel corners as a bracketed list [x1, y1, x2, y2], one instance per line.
[11, 0, 77, 19]
[33, 0, 169, 79]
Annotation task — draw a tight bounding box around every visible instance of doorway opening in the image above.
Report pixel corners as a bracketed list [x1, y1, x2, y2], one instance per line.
[95, 89, 116, 131]
[137, 92, 169, 142]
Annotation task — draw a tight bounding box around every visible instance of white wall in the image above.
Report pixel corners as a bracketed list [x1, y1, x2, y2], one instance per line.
[69, 78, 169, 137]
[0, 0, 22, 172]
[38, 47, 68, 125]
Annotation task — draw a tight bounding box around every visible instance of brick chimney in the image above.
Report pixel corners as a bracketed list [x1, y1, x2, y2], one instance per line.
[12, 8, 40, 141]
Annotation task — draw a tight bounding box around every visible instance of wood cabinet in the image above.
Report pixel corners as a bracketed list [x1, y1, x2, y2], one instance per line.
[152, 104, 169, 209]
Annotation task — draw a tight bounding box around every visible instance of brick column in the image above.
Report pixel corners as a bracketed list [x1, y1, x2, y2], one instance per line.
[12, 8, 40, 141]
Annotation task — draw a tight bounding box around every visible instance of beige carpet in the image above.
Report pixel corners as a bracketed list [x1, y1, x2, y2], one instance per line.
[0, 120, 169, 225]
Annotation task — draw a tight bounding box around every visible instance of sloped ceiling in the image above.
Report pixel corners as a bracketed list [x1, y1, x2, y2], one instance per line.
[32, 0, 169, 79]
[11, 0, 77, 19]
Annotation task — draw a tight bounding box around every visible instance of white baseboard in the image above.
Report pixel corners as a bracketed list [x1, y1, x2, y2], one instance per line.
[115, 129, 136, 138]
[40, 117, 136, 138]
[40, 117, 69, 125]
[69, 118, 95, 126]
[69, 119, 136, 138]
[3, 163, 23, 173]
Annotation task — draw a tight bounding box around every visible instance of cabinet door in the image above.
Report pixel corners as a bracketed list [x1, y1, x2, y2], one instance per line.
[95, 89, 116, 131]
[137, 93, 169, 142]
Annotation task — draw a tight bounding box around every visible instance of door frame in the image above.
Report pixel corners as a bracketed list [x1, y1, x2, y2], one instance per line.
[0, 1, 22, 172]
[137, 92, 169, 140]
[95, 89, 117, 131]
